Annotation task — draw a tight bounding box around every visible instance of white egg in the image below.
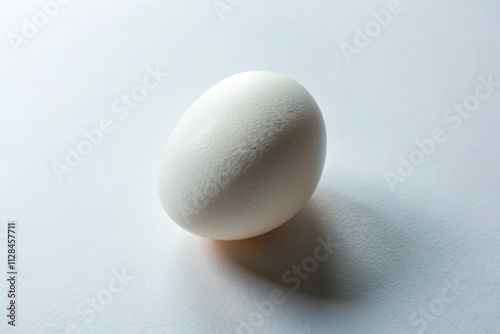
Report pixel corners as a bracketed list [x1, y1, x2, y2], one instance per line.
[158, 71, 326, 240]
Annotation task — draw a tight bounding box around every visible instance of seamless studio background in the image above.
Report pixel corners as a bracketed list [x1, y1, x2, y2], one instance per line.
[1, 0, 499, 333]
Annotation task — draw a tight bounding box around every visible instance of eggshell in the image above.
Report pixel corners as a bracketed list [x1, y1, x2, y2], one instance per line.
[158, 71, 326, 240]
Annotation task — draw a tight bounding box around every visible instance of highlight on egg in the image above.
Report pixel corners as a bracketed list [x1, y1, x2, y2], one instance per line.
[158, 71, 326, 240]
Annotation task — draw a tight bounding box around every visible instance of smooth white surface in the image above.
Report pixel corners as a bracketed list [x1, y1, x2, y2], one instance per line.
[159, 71, 326, 240]
[0, 1, 499, 333]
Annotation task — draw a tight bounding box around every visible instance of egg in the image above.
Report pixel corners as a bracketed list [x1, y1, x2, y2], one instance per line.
[158, 71, 326, 240]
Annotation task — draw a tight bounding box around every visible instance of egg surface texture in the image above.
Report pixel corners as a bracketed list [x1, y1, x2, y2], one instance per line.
[159, 71, 326, 240]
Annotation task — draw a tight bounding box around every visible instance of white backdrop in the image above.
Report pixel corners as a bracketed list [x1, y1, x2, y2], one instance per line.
[1, 0, 499, 333]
